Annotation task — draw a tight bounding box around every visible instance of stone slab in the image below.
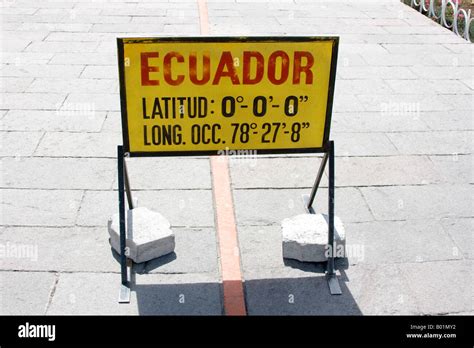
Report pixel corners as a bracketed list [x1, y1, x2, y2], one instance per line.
[108, 207, 175, 263]
[282, 213, 346, 262]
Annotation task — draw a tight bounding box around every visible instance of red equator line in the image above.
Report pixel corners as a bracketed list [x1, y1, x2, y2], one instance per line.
[197, 0, 247, 316]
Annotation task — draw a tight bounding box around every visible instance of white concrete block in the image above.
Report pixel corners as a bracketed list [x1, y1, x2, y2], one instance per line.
[282, 213, 345, 262]
[108, 207, 175, 263]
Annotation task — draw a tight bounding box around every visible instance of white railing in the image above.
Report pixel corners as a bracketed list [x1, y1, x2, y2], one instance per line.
[407, 0, 473, 41]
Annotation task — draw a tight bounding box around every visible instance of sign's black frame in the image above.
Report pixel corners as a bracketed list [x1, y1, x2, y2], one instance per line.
[117, 36, 339, 156]
[115, 36, 342, 303]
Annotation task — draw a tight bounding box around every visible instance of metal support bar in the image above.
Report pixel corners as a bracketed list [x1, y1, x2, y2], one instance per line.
[117, 145, 130, 303]
[307, 151, 329, 210]
[327, 141, 335, 276]
[301, 141, 342, 295]
[123, 155, 134, 210]
[327, 141, 341, 295]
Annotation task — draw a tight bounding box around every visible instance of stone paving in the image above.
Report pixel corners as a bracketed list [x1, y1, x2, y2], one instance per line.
[0, 0, 472, 315]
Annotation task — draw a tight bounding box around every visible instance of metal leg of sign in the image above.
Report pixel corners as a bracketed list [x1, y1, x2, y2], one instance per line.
[123, 155, 135, 210]
[117, 146, 131, 303]
[301, 142, 341, 295]
[326, 141, 341, 295]
[303, 150, 329, 214]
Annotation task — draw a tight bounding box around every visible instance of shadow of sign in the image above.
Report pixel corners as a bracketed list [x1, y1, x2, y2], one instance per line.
[130, 271, 361, 315]
[244, 274, 361, 315]
[134, 282, 223, 315]
[111, 245, 360, 315]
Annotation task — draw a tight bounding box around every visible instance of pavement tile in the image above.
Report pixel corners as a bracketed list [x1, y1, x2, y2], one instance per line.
[2, 52, 53, 65]
[0, 131, 43, 157]
[77, 189, 214, 227]
[234, 187, 374, 225]
[331, 112, 429, 132]
[1, 77, 34, 93]
[0, 189, 83, 227]
[80, 66, 117, 79]
[357, 94, 454, 112]
[47, 272, 222, 315]
[120, 157, 212, 190]
[230, 157, 323, 189]
[0, 271, 56, 315]
[429, 154, 473, 184]
[26, 41, 99, 53]
[35, 132, 121, 158]
[342, 263, 419, 315]
[63, 93, 120, 111]
[0, 65, 84, 79]
[139, 228, 219, 275]
[2, 157, 115, 189]
[244, 270, 362, 315]
[387, 131, 473, 155]
[440, 217, 473, 259]
[27, 78, 118, 93]
[238, 225, 288, 272]
[331, 132, 399, 156]
[336, 155, 444, 186]
[386, 79, 472, 95]
[101, 111, 122, 133]
[0, 110, 106, 133]
[361, 184, 472, 221]
[0, 93, 66, 110]
[346, 220, 461, 265]
[398, 260, 473, 314]
[47, 272, 138, 315]
[0, 226, 117, 272]
[420, 111, 474, 131]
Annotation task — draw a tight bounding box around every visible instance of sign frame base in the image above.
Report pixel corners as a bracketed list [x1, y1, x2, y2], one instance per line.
[302, 140, 341, 295]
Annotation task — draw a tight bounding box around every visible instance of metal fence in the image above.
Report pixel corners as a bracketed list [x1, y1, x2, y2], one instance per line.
[404, 0, 473, 42]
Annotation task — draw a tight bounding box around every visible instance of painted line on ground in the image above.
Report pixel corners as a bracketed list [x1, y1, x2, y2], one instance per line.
[198, 0, 247, 316]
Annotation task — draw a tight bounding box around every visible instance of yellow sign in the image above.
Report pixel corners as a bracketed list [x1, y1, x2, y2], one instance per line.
[117, 37, 338, 155]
